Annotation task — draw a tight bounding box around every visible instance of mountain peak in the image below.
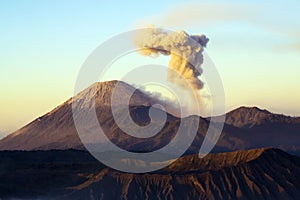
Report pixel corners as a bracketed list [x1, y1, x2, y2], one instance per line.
[225, 106, 273, 128]
[225, 106, 300, 128]
[73, 80, 155, 109]
[0, 80, 173, 151]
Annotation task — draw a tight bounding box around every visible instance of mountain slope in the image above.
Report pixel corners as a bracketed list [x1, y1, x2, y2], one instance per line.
[70, 148, 300, 200]
[0, 81, 158, 150]
[1, 148, 300, 199]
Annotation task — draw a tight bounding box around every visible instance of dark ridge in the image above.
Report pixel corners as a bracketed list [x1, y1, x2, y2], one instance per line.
[1, 148, 300, 199]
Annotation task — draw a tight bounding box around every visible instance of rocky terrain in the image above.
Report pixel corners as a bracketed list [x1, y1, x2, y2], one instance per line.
[0, 148, 300, 199]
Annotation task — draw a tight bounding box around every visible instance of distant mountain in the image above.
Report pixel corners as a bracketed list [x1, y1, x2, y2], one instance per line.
[0, 80, 300, 156]
[217, 107, 300, 154]
[1, 148, 300, 199]
[225, 106, 300, 128]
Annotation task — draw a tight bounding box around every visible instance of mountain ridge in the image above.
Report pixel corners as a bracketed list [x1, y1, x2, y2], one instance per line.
[0, 80, 300, 155]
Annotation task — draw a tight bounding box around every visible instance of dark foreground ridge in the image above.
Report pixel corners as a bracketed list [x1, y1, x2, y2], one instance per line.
[1, 148, 300, 199]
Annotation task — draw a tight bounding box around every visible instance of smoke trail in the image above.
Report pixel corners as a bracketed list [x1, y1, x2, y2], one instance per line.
[135, 27, 209, 90]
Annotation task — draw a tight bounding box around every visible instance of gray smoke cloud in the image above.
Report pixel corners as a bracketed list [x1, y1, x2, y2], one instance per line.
[135, 26, 209, 90]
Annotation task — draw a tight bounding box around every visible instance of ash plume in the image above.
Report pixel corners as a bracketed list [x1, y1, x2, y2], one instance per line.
[135, 27, 209, 90]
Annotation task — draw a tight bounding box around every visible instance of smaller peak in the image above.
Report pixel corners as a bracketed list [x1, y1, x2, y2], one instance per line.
[226, 106, 272, 128]
[229, 106, 272, 116]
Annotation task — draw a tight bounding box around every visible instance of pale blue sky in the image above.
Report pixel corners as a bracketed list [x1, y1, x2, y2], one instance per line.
[1, 0, 300, 135]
